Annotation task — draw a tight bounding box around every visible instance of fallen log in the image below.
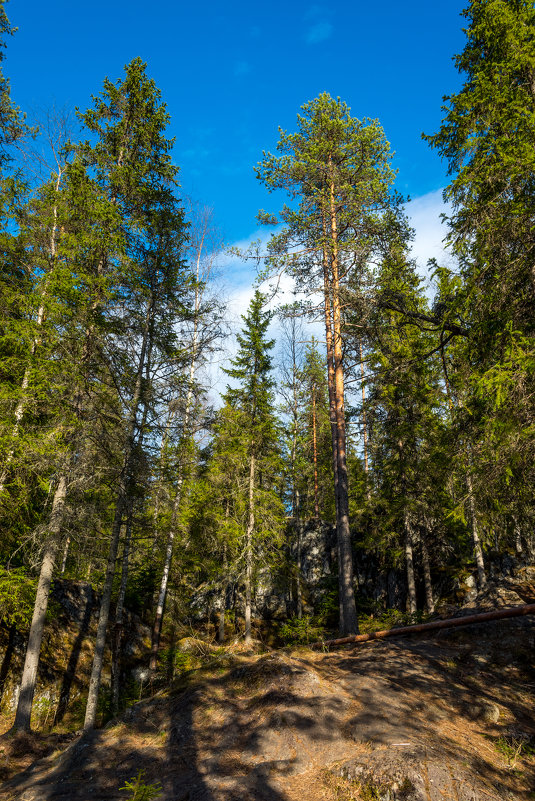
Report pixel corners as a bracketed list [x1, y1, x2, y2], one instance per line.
[315, 603, 535, 649]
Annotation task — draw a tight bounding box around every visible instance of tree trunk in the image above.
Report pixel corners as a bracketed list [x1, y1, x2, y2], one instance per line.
[466, 471, 487, 589]
[328, 175, 358, 636]
[321, 212, 344, 633]
[359, 339, 371, 500]
[244, 452, 255, 645]
[150, 512, 176, 673]
[317, 603, 535, 649]
[13, 472, 68, 731]
[311, 384, 320, 521]
[421, 535, 435, 615]
[83, 492, 125, 730]
[295, 489, 303, 620]
[84, 295, 154, 731]
[218, 557, 227, 645]
[513, 517, 523, 557]
[404, 514, 417, 615]
[111, 509, 132, 717]
[149, 245, 203, 671]
[0, 624, 16, 704]
[0, 169, 64, 495]
[60, 535, 70, 575]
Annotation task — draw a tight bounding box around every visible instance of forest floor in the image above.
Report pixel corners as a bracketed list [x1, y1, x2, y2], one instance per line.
[1, 607, 535, 801]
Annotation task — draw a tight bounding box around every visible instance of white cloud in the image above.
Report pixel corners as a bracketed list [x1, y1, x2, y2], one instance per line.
[406, 188, 454, 290]
[206, 190, 454, 405]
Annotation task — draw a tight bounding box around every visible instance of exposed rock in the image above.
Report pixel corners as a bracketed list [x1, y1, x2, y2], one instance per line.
[0, 579, 150, 724]
[3, 623, 535, 800]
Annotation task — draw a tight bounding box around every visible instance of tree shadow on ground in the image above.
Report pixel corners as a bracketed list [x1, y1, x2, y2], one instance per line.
[325, 628, 535, 798]
[1, 632, 533, 800]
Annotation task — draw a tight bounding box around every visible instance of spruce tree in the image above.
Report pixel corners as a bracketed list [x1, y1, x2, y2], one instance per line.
[221, 290, 284, 644]
[424, 0, 535, 544]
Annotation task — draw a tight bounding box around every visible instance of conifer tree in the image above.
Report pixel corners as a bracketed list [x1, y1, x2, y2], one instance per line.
[257, 94, 403, 634]
[425, 0, 535, 542]
[81, 58, 191, 729]
[221, 290, 284, 643]
[366, 245, 444, 614]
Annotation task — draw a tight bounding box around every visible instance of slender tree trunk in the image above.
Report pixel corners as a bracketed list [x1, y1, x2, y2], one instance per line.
[359, 339, 371, 500]
[0, 169, 64, 495]
[466, 471, 487, 590]
[311, 383, 320, 521]
[328, 175, 358, 636]
[84, 295, 153, 731]
[440, 350, 486, 590]
[149, 238, 204, 670]
[60, 535, 70, 575]
[295, 489, 303, 619]
[420, 535, 435, 614]
[149, 377, 195, 671]
[404, 513, 417, 616]
[111, 509, 133, 717]
[12, 472, 68, 731]
[218, 542, 228, 644]
[513, 517, 523, 557]
[321, 212, 344, 633]
[84, 492, 126, 730]
[244, 452, 255, 645]
[150, 510, 176, 672]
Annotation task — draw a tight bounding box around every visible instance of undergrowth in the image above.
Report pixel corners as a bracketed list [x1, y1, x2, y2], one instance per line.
[120, 769, 162, 800]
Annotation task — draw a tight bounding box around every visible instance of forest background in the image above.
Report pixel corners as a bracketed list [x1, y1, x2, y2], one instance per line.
[1, 0, 534, 735]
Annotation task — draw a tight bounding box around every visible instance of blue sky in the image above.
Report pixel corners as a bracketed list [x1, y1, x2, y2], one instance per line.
[6, 0, 467, 401]
[6, 0, 466, 246]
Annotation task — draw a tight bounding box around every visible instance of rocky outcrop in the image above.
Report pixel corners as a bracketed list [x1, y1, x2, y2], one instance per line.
[0, 579, 150, 727]
[2, 634, 534, 800]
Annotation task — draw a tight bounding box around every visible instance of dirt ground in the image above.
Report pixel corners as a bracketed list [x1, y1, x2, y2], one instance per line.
[1, 617, 534, 801]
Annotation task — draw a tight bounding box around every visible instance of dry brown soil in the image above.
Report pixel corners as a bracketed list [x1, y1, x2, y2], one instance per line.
[1, 621, 534, 801]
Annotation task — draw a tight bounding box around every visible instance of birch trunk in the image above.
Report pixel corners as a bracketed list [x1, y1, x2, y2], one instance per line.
[13, 472, 68, 731]
[60, 536, 70, 575]
[149, 513, 175, 672]
[404, 514, 417, 616]
[359, 339, 370, 500]
[466, 471, 487, 590]
[440, 353, 487, 590]
[111, 510, 132, 717]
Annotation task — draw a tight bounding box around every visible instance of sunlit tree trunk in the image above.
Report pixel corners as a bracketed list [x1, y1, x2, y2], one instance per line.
[404, 513, 417, 616]
[359, 339, 371, 500]
[466, 471, 487, 590]
[111, 508, 133, 717]
[328, 174, 358, 636]
[13, 472, 68, 731]
[149, 219, 211, 671]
